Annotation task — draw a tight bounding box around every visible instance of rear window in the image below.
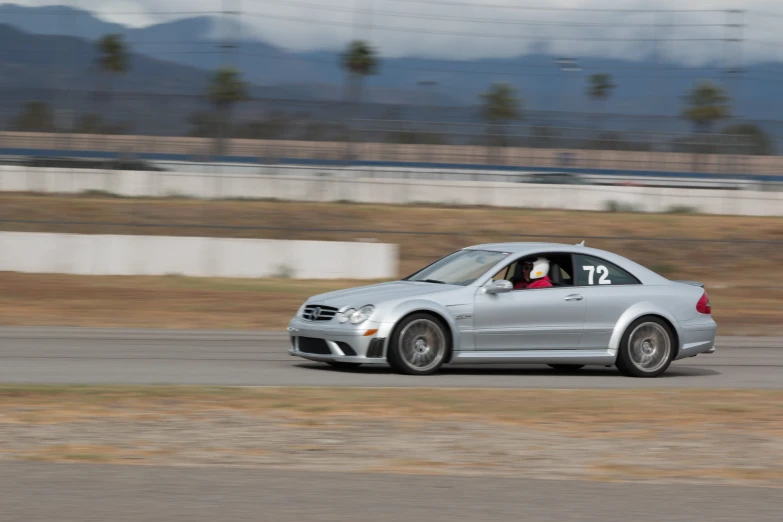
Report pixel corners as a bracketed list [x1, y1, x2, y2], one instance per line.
[573, 254, 641, 286]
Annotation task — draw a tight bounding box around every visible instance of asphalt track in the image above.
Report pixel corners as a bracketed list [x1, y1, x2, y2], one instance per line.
[4, 330, 783, 522]
[4, 462, 782, 522]
[0, 327, 781, 388]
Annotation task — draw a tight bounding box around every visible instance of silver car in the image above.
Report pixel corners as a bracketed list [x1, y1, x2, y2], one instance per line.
[287, 242, 717, 377]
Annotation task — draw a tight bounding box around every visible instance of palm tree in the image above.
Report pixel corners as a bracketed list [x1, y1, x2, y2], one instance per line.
[479, 82, 522, 148]
[340, 40, 379, 106]
[339, 40, 379, 159]
[682, 81, 731, 135]
[587, 73, 615, 104]
[586, 73, 615, 142]
[95, 34, 129, 125]
[722, 123, 774, 156]
[11, 101, 56, 132]
[682, 81, 731, 162]
[207, 66, 249, 156]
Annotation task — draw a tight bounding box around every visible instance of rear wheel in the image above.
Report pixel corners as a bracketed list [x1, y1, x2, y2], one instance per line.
[387, 313, 449, 375]
[615, 316, 675, 378]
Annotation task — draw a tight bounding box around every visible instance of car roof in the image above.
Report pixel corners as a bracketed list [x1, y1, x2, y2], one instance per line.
[465, 241, 587, 254]
[464, 241, 671, 285]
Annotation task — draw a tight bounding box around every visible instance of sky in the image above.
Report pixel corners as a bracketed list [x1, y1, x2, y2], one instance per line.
[9, 0, 783, 66]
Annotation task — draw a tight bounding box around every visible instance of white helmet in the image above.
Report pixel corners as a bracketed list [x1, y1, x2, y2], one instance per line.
[528, 257, 550, 280]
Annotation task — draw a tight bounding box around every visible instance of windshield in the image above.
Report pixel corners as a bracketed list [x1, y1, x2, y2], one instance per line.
[405, 249, 508, 286]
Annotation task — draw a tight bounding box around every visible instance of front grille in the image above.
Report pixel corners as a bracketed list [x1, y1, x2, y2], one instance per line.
[301, 304, 338, 321]
[297, 337, 332, 355]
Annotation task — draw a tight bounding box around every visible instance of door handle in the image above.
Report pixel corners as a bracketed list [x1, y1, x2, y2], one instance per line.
[564, 294, 583, 301]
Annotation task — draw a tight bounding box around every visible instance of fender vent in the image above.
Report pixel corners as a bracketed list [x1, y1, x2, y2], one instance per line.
[367, 338, 386, 358]
[335, 342, 357, 356]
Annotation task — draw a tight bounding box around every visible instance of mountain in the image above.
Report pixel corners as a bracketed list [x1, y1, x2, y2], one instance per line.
[0, 23, 328, 135]
[0, 23, 210, 94]
[0, 3, 126, 40]
[0, 23, 462, 137]
[2, 3, 783, 139]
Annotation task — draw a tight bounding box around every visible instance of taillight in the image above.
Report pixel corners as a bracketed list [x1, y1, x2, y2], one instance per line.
[696, 291, 711, 314]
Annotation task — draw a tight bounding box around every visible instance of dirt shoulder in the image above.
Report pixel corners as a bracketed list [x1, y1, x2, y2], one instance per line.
[1, 194, 782, 333]
[2, 386, 782, 487]
[0, 271, 780, 334]
[2, 193, 783, 278]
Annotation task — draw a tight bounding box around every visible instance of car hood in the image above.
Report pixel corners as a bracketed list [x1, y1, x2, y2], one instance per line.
[307, 280, 459, 309]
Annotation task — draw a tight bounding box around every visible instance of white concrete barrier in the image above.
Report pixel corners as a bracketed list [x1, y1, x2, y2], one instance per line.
[2, 165, 783, 216]
[0, 232, 398, 279]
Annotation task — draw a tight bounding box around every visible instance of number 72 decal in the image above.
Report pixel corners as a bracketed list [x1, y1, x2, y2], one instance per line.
[583, 265, 611, 285]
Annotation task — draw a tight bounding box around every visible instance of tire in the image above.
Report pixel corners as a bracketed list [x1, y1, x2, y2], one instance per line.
[387, 313, 450, 376]
[547, 364, 584, 372]
[326, 361, 362, 370]
[615, 316, 675, 378]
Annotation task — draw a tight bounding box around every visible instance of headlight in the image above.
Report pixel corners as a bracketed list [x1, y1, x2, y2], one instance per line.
[349, 305, 374, 324]
[337, 308, 355, 323]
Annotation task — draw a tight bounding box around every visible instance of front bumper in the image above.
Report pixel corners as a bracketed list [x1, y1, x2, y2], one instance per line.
[286, 317, 389, 364]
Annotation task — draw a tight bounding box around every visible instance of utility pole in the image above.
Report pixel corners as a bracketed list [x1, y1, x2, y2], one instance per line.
[650, 9, 661, 121]
[215, 0, 240, 159]
[554, 57, 581, 151]
[220, 0, 240, 67]
[722, 9, 745, 161]
[724, 9, 744, 120]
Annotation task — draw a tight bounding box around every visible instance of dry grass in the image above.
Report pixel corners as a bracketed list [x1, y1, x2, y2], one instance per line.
[1, 194, 783, 333]
[0, 272, 372, 330]
[589, 463, 783, 484]
[4, 386, 783, 485]
[0, 271, 781, 333]
[21, 445, 118, 463]
[2, 386, 782, 430]
[3, 192, 783, 277]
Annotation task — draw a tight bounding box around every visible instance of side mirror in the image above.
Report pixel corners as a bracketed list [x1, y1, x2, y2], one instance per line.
[486, 280, 513, 294]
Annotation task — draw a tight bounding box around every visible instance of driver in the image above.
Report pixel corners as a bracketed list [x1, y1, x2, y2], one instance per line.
[514, 257, 553, 290]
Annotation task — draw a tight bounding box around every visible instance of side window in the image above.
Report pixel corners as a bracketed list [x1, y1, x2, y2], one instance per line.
[490, 253, 574, 288]
[574, 255, 640, 286]
[490, 262, 513, 282]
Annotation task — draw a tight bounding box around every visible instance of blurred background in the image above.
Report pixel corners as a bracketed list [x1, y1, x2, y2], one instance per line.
[3, 6, 783, 520]
[0, 1, 779, 179]
[1, 0, 782, 336]
[3, 1, 783, 326]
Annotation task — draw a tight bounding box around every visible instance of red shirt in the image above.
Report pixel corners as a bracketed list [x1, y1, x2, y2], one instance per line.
[514, 275, 553, 290]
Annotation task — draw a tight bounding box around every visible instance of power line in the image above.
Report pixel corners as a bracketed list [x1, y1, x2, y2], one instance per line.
[743, 24, 783, 38]
[388, 0, 727, 14]
[256, 0, 726, 29]
[0, 86, 748, 115]
[0, 9, 218, 16]
[2, 42, 761, 81]
[236, 51, 730, 81]
[3, 37, 767, 78]
[746, 10, 783, 20]
[241, 11, 726, 42]
[0, 4, 758, 51]
[745, 39, 783, 48]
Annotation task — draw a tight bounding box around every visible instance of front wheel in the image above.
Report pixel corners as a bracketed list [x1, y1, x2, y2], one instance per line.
[615, 316, 675, 378]
[387, 313, 449, 375]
